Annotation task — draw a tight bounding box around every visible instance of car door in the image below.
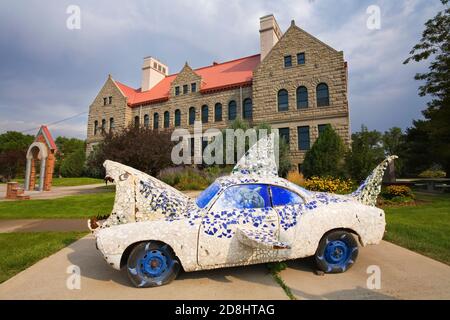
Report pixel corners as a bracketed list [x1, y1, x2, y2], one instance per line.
[197, 184, 279, 267]
[270, 185, 305, 252]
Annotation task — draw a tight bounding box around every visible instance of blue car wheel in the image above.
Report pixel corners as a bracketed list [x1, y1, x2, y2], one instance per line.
[126, 242, 180, 288]
[315, 231, 358, 273]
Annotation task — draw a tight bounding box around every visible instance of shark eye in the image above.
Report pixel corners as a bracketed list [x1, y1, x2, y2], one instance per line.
[119, 173, 130, 181]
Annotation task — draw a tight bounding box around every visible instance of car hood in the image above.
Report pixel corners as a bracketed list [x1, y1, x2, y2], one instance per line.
[99, 160, 192, 229]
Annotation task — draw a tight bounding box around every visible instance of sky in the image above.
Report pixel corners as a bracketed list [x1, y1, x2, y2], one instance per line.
[0, 0, 443, 139]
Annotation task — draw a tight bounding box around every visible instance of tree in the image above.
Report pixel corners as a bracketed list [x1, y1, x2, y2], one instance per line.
[60, 148, 86, 177]
[345, 125, 384, 182]
[0, 131, 34, 180]
[54, 137, 85, 177]
[382, 127, 406, 176]
[302, 125, 346, 178]
[221, 120, 292, 177]
[403, 0, 450, 175]
[86, 126, 174, 178]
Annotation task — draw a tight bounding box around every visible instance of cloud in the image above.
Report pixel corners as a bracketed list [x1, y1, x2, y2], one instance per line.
[0, 0, 443, 139]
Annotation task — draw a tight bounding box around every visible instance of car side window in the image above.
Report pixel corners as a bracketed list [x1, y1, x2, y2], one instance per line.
[271, 186, 304, 206]
[212, 184, 270, 210]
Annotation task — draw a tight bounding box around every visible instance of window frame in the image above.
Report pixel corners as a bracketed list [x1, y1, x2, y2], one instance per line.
[191, 83, 197, 93]
[284, 55, 292, 68]
[153, 112, 159, 129]
[297, 52, 305, 65]
[242, 98, 252, 120]
[201, 105, 209, 123]
[228, 100, 237, 121]
[297, 126, 310, 151]
[189, 107, 196, 125]
[183, 84, 188, 94]
[174, 109, 181, 127]
[175, 86, 180, 96]
[269, 185, 305, 207]
[278, 127, 290, 149]
[277, 89, 289, 112]
[214, 103, 222, 122]
[296, 86, 308, 109]
[143, 114, 150, 128]
[164, 111, 170, 128]
[316, 83, 330, 107]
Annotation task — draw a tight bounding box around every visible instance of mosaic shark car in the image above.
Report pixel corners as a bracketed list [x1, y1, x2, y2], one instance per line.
[91, 134, 396, 288]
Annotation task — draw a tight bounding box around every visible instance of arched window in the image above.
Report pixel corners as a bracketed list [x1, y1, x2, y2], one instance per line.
[296, 86, 308, 109]
[214, 103, 222, 122]
[164, 111, 170, 128]
[243, 98, 252, 119]
[189, 107, 196, 125]
[228, 100, 237, 120]
[143, 114, 149, 128]
[109, 118, 115, 132]
[153, 113, 159, 129]
[201, 105, 208, 123]
[316, 83, 330, 107]
[94, 120, 98, 135]
[174, 109, 181, 127]
[278, 89, 289, 111]
[101, 119, 106, 133]
[134, 116, 140, 128]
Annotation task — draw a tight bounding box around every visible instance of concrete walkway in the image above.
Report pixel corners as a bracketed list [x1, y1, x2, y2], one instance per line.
[0, 219, 88, 233]
[0, 183, 108, 201]
[0, 236, 449, 300]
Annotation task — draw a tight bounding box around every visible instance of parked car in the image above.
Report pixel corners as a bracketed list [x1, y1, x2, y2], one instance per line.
[91, 135, 396, 288]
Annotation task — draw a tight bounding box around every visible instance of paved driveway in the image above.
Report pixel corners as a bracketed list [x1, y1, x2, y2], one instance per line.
[0, 236, 449, 300]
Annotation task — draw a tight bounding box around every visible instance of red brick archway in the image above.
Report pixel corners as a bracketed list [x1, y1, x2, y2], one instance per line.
[24, 126, 57, 191]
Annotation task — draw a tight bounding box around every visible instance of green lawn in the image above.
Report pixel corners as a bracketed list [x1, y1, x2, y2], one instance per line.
[3, 177, 104, 187]
[384, 193, 450, 265]
[0, 232, 87, 283]
[0, 192, 114, 219]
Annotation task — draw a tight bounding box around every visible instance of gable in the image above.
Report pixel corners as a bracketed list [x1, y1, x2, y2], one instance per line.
[91, 75, 127, 107]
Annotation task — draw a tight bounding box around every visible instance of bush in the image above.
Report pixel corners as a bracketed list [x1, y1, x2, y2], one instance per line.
[159, 167, 211, 190]
[302, 125, 346, 178]
[60, 148, 86, 177]
[300, 176, 356, 194]
[86, 126, 174, 178]
[418, 167, 447, 178]
[286, 171, 304, 186]
[381, 185, 414, 200]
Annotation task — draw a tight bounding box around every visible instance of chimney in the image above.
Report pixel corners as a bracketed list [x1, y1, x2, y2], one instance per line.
[259, 14, 282, 61]
[141, 56, 168, 91]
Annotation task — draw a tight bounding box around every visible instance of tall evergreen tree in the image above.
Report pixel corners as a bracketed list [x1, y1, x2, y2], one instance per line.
[404, 0, 450, 175]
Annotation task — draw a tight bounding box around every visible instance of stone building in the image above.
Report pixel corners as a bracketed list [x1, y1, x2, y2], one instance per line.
[86, 15, 350, 172]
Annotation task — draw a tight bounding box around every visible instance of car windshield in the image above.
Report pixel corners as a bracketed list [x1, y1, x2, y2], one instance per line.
[289, 183, 313, 197]
[196, 182, 221, 208]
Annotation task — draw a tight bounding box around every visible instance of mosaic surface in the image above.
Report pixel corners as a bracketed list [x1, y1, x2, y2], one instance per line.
[93, 135, 393, 272]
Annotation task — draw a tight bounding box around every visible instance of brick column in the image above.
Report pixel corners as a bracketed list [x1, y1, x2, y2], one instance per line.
[29, 159, 36, 190]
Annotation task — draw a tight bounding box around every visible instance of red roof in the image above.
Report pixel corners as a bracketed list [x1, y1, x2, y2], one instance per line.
[38, 125, 57, 151]
[115, 54, 260, 107]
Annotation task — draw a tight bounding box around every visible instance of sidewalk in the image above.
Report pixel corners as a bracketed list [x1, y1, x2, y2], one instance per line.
[0, 184, 108, 201]
[0, 219, 89, 233]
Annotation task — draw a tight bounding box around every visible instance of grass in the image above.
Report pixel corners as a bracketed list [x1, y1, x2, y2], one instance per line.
[384, 192, 450, 265]
[0, 232, 87, 283]
[3, 177, 104, 187]
[267, 262, 297, 300]
[0, 192, 115, 219]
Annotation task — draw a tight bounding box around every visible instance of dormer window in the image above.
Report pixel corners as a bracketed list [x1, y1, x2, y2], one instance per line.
[183, 84, 188, 94]
[284, 55, 292, 68]
[175, 86, 180, 96]
[297, 52, 305, 65]
[108, 96, 112, 104]
[191, 83, 197, 92]
[103, 98, 107, 105]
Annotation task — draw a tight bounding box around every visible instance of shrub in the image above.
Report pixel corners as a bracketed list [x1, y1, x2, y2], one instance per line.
[60, 148, 86, 177]
[381, 185, 414, 200]
[418, 167, 447, 178]
[302, 125, 346, 178]
[86, 126, 174, 178]
[300, 176, 356, 194]
[158, 166, 210, 190]
[287, 171, 304, 186]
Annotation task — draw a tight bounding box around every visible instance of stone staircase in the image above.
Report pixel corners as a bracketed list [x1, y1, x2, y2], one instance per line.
[5, 182, 30, 200]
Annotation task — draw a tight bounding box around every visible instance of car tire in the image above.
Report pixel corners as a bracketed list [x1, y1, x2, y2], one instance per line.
[126, 241, 180, 288]
[314, 230, 358, 273]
